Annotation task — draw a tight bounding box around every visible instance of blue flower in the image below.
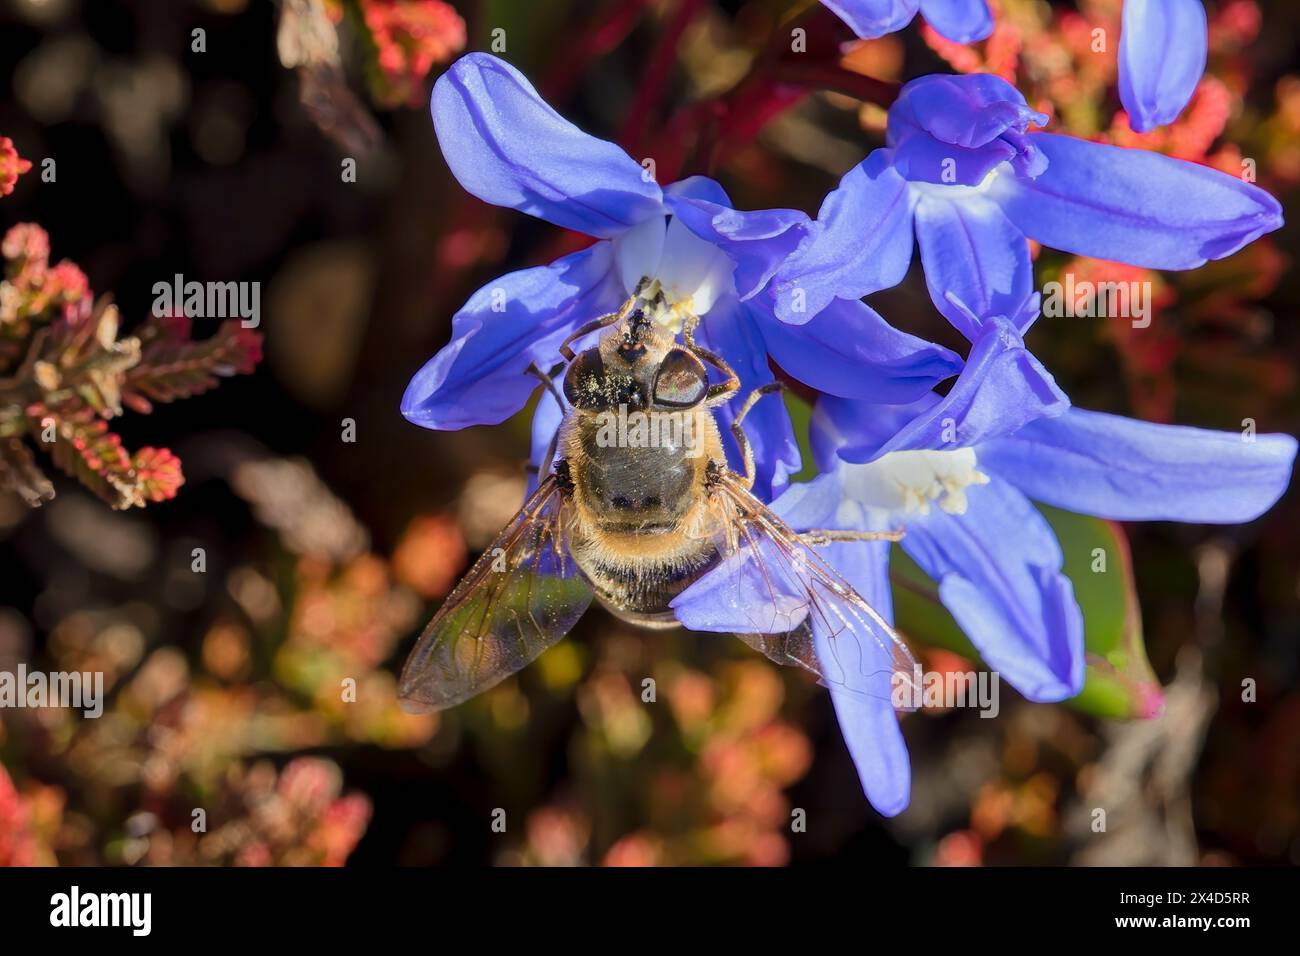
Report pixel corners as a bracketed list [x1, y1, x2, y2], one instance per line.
[824, 0, 1205, 134]
[822, 0, 993, 45]
[401, 53, 961, 500]
[674, 312, 1296, 815]
[1120, 0, 1208, 132]
[771, 72, 1283, 341]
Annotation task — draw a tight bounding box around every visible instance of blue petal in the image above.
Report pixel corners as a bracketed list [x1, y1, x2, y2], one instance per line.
[989, 132, 1284, 269]
[432, 53, 663, 238]
[776, 461, 1084, 702]
[913, 194, 1036, 339]
[978, 407, 1298, 523]
[766, 467, 845, 528]
[819, 652, 912, 816]
[401, 243, 623, 430]
[817, 535, 911, 817]
[893, 134, 1025, 188]
[891, 74, 1042, 150]
[902, 479, 1085, 701]
[812, 396, 932, 472]
[821, 0, 919, 39]
[751, 294, 962, 403]
[889, 74, 1048, 185]
[697, 297, 801, 500]
[1119, 0, 1208, 133]
[666, 184, 811, 301]
[919, 0, 994, 43]
[813, 319, 1069, 463]
[663, 176, 732, 206]
[771, 150, 915, 324]
[676, 471, 912, 815]
[525, 389, 565, 496]
[669, 536, 800, 634]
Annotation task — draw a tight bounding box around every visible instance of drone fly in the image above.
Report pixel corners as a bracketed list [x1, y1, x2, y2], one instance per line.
[399, 280, 914, 712]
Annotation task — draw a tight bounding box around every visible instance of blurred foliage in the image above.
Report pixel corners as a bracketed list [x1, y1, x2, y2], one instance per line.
[0, 443, 442, 864]
[0, 220, 261, 509]
[0, 0, 1296, 868]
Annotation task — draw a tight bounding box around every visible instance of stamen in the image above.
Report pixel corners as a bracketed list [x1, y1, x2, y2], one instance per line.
[842, 448, 990, 517]
[613, 215, 735, 322]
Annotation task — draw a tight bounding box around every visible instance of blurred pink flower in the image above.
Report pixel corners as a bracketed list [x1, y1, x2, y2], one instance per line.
[359, 0, 467, 107]
[0, 137, 31, 197]
[0, 766, 38, 867]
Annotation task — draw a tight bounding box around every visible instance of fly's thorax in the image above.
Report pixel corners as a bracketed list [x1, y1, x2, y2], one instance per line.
[560, 407, 722, 534]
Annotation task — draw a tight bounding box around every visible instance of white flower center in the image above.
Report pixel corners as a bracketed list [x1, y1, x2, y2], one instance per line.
[613, 215, 735, 323]
[839, 448, 990, 518]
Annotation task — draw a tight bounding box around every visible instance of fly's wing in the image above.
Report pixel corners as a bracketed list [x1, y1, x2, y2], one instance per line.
[697, 472, 918, 707]
[398, 475, 593, 713]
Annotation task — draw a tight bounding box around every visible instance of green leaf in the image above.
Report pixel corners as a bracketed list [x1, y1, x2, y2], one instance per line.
[889, 505, 1162, 720]
[889, 546, 980, 660]
[1042, 505, 1162, 719]
[782, 391, 818, 484]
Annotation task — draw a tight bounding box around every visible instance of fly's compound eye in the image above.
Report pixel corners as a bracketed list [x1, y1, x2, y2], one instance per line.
[652, 348, 708, 408]
[563, 348, 606, 409]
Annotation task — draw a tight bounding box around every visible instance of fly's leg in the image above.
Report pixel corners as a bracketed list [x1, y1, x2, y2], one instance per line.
[559, 289, 649, 361]
[731, 381, 786, 490]
[525, 361, 566, 408]
[681, 313, 740, 405]
[799, 529, 905, 546]
[532, 430, 561, 482]
[524, 363, 565, 481]
[558, 309, 625, 362]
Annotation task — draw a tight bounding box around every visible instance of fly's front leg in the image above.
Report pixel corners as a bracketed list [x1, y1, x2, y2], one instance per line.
[681, 313, 739, 405]
[799, 529, 905, 546]
[558, 303, 631, 361]
[731, 381, 785, 490]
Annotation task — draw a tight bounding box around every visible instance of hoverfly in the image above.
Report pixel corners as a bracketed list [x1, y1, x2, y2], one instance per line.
[398, 279, 916, 713]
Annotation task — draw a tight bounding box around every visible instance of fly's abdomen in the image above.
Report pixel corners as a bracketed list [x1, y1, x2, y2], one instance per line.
[580, 541, 721, 628]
